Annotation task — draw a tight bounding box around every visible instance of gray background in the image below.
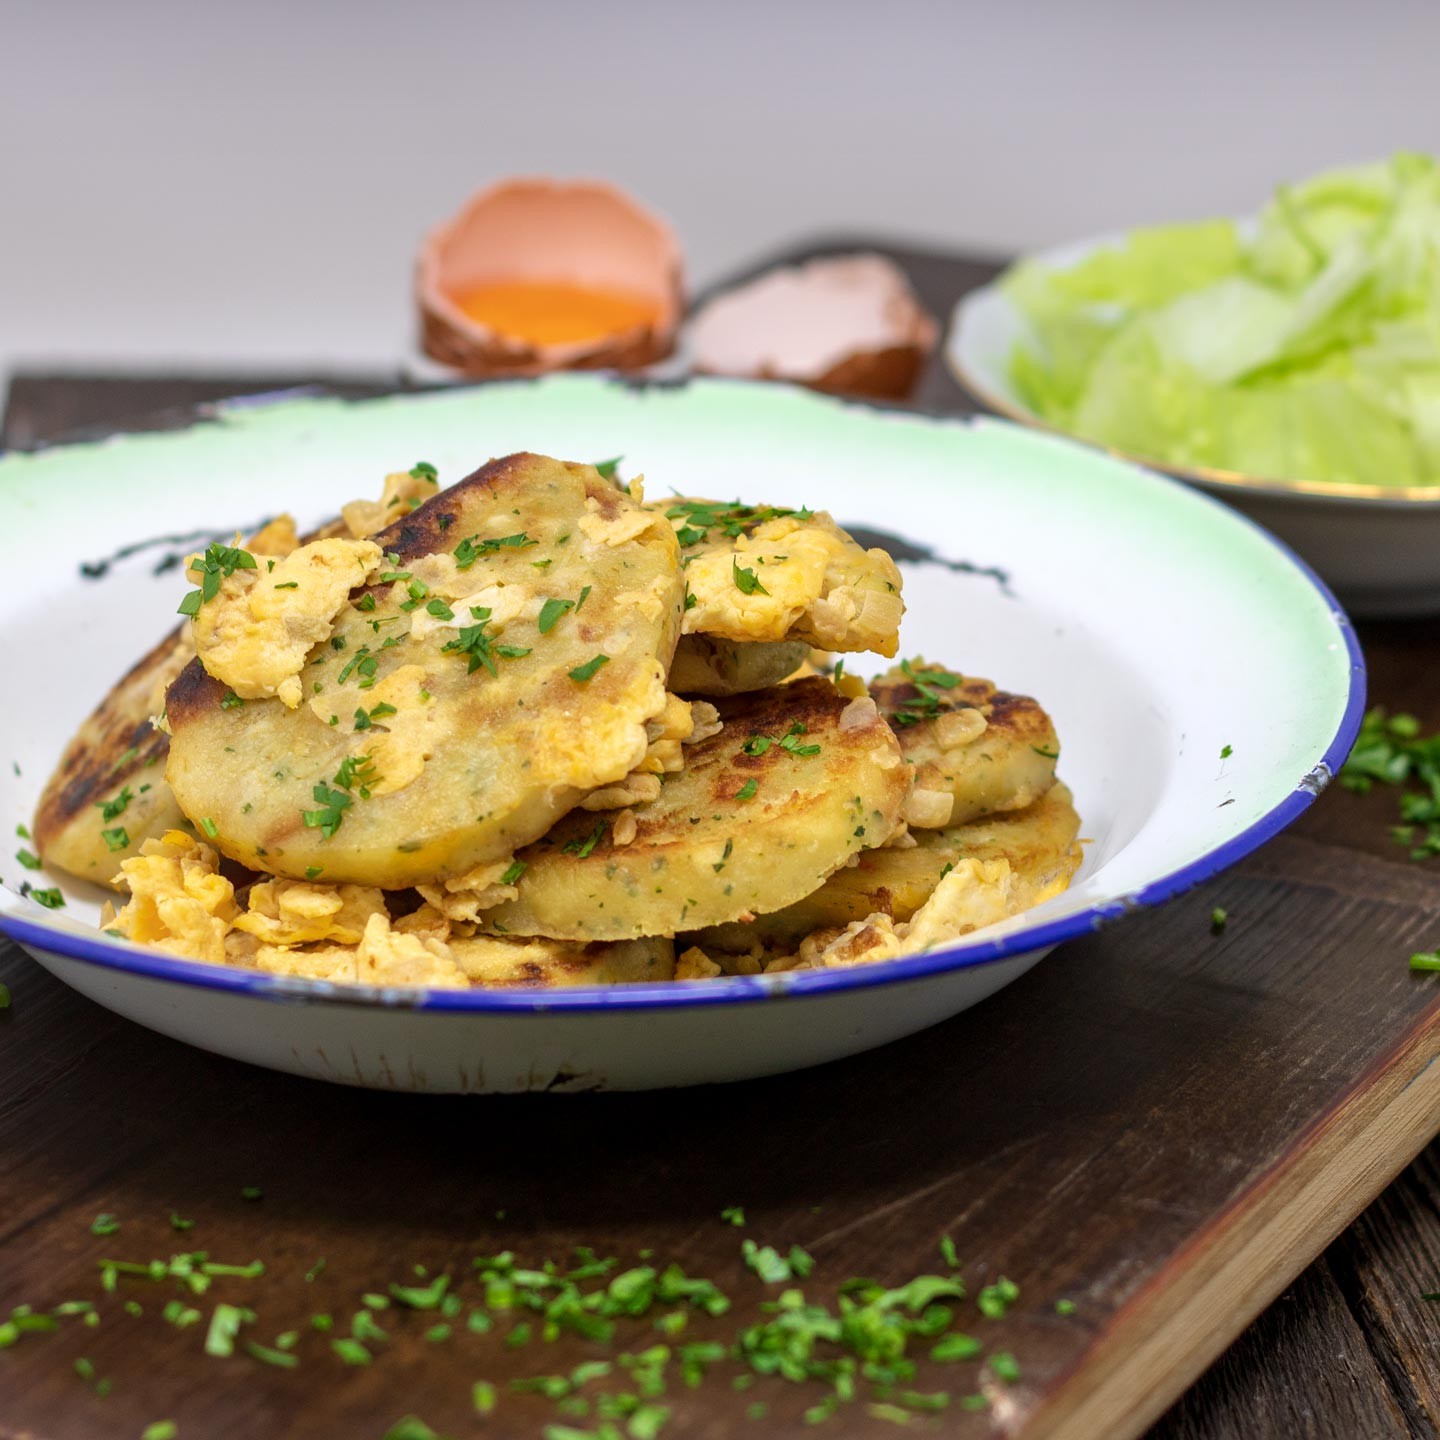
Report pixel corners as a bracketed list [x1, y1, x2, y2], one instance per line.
[2, 0, 1436, 385]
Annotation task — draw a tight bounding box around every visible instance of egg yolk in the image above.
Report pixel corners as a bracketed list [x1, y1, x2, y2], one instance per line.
[453, 281, 661, 347]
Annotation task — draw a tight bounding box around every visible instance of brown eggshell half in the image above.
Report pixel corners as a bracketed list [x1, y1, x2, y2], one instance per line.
[417, 178, 684, 377]
[688, 253, 938, 401]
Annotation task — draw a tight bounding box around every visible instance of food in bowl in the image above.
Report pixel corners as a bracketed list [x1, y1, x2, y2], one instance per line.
[1002, 152, 1440, 488]
[34, 456, 1079, 988]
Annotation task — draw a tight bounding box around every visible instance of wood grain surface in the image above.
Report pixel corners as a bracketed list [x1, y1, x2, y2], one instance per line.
[4, 243, 1440, 1440]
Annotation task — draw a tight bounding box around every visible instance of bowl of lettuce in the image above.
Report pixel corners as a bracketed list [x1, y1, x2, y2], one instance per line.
[948, 152, 1440, 615]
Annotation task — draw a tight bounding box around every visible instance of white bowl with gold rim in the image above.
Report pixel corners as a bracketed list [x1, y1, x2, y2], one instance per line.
[947, 234, 1440, 618]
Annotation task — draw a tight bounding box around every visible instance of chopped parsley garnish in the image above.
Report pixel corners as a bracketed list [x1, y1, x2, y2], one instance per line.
[576, 584, 592, 613]
[98, 787, 134, 822]
[177, 542, 257, 617]
[593, 456, 623, 480]
[732, 560, 768, 597]
[684, 590, 697, 612]
[305, 866, 323, 881]
[665, 500, 810, 547]
[199, 817, 218, 839]
[1410, 951, 1440, 972]
[721, 1207, 745, 1227]
[442, 609, 510, 676]
[569, 654, 610, 683]
[29, 887, 65, 910]
[16, 847, 41, 870]
[355, 592, 377, 612]
[779, 722, 820, 757]
[892, 659, 963, 726]
[410, 461, 438, 481]
[353, 702, 398, 732]
[1031, 745, 1060, 759]
[272, 581, 299, 590]
[736, 779, 758, 802]
[398, 578, 431, 612]
[562, 821, 608, 859]
[1220, 743, 1233, 759]
[1210, 907, 1228, 934]
[1055, 1298, 1077, 1316]
[90, 1214, 120, 1236]
[453, 532, 536, 569]
[425, 598, 454, 621]
[712, 839, 733, 873]
[101, 827, 130, 853]
[538, 598, 575, 633]
[741, 735, 772, 757]
[501, 860, 527, 886]
[302, 754, 378, 839]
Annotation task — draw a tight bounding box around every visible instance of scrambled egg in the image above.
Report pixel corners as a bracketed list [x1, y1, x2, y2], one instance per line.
[110, 831, 240, 965]
[190, 537, 382, 707]
[666, 506, 904, 656]
[308, 663, 440, 798]
[233, 877, 388, 946]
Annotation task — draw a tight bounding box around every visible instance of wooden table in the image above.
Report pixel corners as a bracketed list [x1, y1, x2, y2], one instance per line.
[4, 244, 1440, 1439]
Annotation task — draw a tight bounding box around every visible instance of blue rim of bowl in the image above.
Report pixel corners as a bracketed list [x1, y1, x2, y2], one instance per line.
[0, 392, 1368, 1014]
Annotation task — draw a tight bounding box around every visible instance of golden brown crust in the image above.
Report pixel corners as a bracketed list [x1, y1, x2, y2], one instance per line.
[477, 677, 910, 940]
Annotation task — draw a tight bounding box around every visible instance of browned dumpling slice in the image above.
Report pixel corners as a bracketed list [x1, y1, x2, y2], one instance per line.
[689, 781, 1081, 956]
[871, 660, 1060, 828]
[476, 677, 910, 941]
[165, 454, 684, 887]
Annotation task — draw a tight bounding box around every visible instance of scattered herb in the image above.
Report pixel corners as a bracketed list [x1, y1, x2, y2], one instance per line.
[891, 659, 963, 727]
[736, 779, 758, 802]
[91, 1214, 120, 1237]
[539, 598, 575, 633]
[1342, 709, 1440, 860]
[220, 691, 244, 710]
[732, 560, 769, 597]
[594, 457, 623, 480]
[569, 655, 610, 683]
[410, 462, 438, 481]
[98, 787, 134, 822]
[177, 542, 257, 617]
[562, 822, 608, 860]
[1210, 907, 1228, 934]
[16, 847, 42, 869]
[501, 860, 527, 886]
[1410, 952, 1440, 972]
[29, 887, 66, 910]
[454, 532, 536, 569]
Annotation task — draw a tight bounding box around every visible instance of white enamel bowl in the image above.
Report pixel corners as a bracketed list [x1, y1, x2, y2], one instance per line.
[0, 377, 1364, 1092]
[948, 231, 1440, 618]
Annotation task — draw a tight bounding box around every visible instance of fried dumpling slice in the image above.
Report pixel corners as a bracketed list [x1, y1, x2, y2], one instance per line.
[475, 677, 909, 941]
[872, 660, 1060, 828]
[33, 514, 307, 886]
[165, 454, 685, 887]
[689, 781, 1081, 955]
[650, 498, 904, 656]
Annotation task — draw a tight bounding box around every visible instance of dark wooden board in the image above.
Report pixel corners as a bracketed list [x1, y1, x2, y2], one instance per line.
[4, 242, 1440, 1440]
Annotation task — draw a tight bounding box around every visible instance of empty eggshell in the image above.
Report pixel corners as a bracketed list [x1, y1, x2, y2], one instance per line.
[417, 178, 684, 377]
[688, 254, 938, 400]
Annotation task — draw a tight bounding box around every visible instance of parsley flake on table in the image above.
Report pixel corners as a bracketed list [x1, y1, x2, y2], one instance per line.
[15, 847, 41, 870]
